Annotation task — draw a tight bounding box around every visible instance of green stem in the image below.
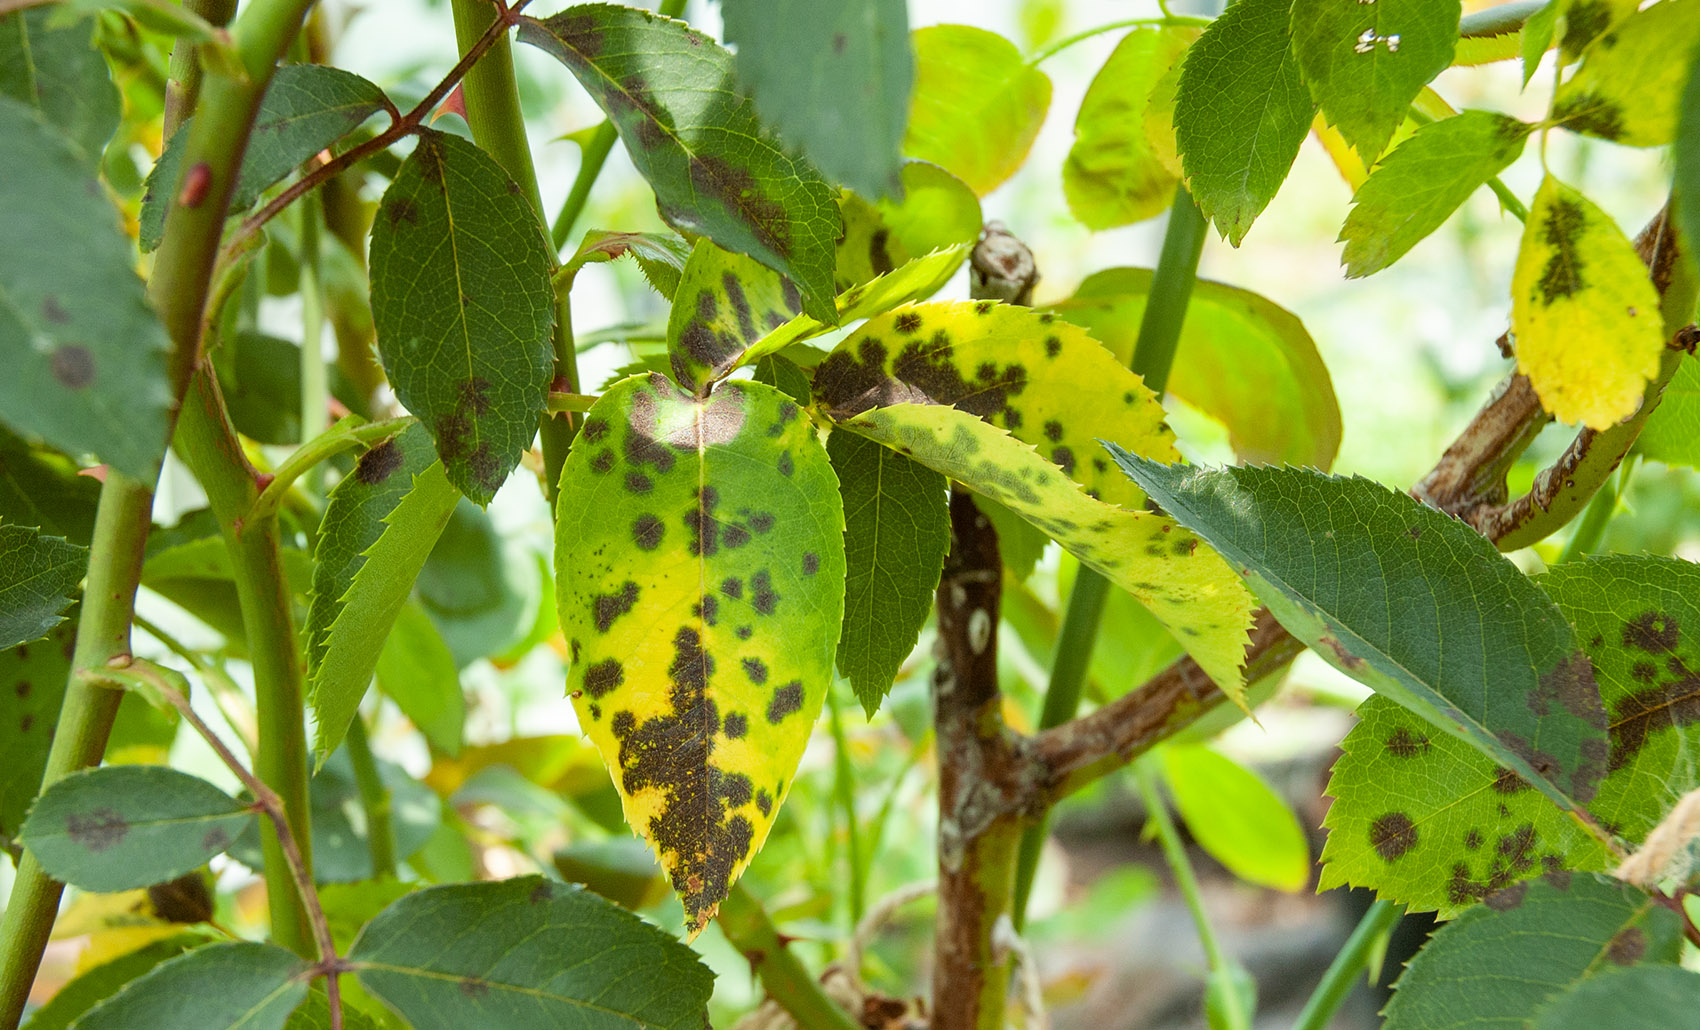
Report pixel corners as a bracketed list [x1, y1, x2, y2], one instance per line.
[1291, 899, 1403, 1030]
[1028, 14, 1212, 64]
[1557, 458, 1633, 563]
[546, 392, 600, 414]
[825, 684, 866, 923]
[250, 416, 414, 522]
[550, 121, 618, 253]
[1011, 189, 1207, 928]
[343, 716, 396, 878]
[716, 885, 862, 1030]
[1458, 0, 1547, 37]
[298, 194, 329, 498]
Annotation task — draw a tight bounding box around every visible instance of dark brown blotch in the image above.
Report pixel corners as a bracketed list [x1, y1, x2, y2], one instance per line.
[1536, 196, 1587, 303]
[583, 658, 625, 699]
[354, 439, 405, 484]
[591, 581, 640, 633]
[1369, 812, 1418, 861]
[633, 514, 664, 550]
[50, 345, 95, 389]
[751, 571, 779, 615]
[1624, 611, 1679, 653]
[1385, 726, 1430, 758]
[67, 808, 128, 852]
[1608, 926, 1647, 965]
[742, 657, 768, 685]
[766, 681, 803, 723]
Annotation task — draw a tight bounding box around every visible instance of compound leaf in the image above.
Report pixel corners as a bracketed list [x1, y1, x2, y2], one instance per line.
[1551, 0, 1700, 147]
[1064, 27, 1195, 230]
[902, 24, 1051, 196]
[0, 523, 86, 650]
[72, 942, 310, 1030]
[0, 7, 119, 165]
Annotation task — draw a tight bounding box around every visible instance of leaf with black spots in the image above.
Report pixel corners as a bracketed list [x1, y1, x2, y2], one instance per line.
[829, 430, 949, 715]
[520, 5, 842, 320]
[346, 876, 712, 1028]
[1113, 460, 1610, 817]
[1384, 874, 1683, 1029]
[902, 25, 1051, 196]
[749, 245, 970, 365]
[668, 239, 806, 394]
[1551, 0, 1700, 147]
[556, 375, 845, 936]
[20, 765, 254, 893]
[0, 524, 86, 650]
[562, 228, 691, 300]
[0, 616, 73, 845]
[369, 130, 555, 504]
[0, 7, 119, 165]
[834, 161, 981, 293]
[73, 941, 311, 1030]
[1512, 176, 1663, 430]
[0, 97, 172, 482]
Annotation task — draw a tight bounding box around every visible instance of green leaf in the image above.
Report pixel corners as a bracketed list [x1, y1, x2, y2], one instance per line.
[1383, 874, 1683, 1030]
[723, 0, 913, 199]
[1637, 359, 1700, 468]
[416, 499, 532, 667]
[369, 129, 555, 504]
[20, 765, 254, 893]
[556, 374, 846, 935]
[72, 941, 311, 1030]
[20, 933, 206, 1030]
[1291, 0, 1460, 163]
[1110, 460, 1609, 814]
[1161, 744, 1310, 891]
[1520, 0, 1560, 84]
[1175, 0, 1317, 244]
[519, 5, 842, 321]
[835, 161, 981, 292]
[562, 229, 691, 298]
[0, 524, 86, 650]
[828, 429, 949, 715]
[0, 97, 172, 482]
[551, 837, 669, 910]
[751, 245, 970, 364]
[1512, 175, 1663, 430]
[0, 429, 101, 547]
[1338, 110, 1533, 277]
[0, 618, 73, 846]
[0, 7, 119, 164]
[1551, 0, 1700, 147]
[375, 601, 464, 757]
[667, 239, 805, 394]
[1052, 268, 1341, 469]
[902, 24, 1051, 196]
[140, 65, 388, 252]
[1065, 27, 1194, 231]
[347, 876, 713, 1028]
[1532, 965, 1700, 1029]
[213, 332, 362, 446]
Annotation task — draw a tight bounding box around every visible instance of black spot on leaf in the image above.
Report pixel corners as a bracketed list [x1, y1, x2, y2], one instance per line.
[1624, 612, 1679, 653]
[1609, 926, 1647, 965]
[592, 581, 639, 632]
[724, 712, 747, 738]
[50, 345, 95, 389]
[766, 681, 803, 723]
[742, 658, 768, 684]
[633, 514, 664, 550]
[802, 552, 819, 576]
[689, 155, 792, 257]
[626, 472, 653, 494]
[584, 658, 625, 698]
[1369, 812, 1417, 861]
[1536, 197, 1587, 303]
[67, 809, 128, 852]
[751, 571, 779, 615]
[1385, 726, 1429, 758]
[354, 440, 404, 484]
[721, 577, 743, 599]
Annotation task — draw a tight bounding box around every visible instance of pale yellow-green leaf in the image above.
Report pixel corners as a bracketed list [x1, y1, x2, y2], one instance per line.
[1551, 0, 1700, 146]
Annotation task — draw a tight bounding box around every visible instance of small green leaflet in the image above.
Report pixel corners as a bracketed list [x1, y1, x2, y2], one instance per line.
[1064, 27, 1195, 230]
[369, 130, 555, 505]
[1383, 874, 1684, 1030]
[556, 375, 845, 936]
[1551, 0, 1700, 147]
[1532, 965, 1700, 1029]
[560, 229, 691, 298]
[1175, 0, 1317, 244]
[1637, 360, 1700, 469]
[0, 617, 73, 845]
[667, 239, 804, 394]
[71, 942, 311, 1030]
[0, 427, 101, 546]
[0, 97, 173, 483]
[902, 24, 1051, 196]
[375, 601, 464, 757]
[346, 876, 713, 1029]
[1112, 460, 1610, 814]
[520, 5, 842, 321]
[1339, 110, 1533, 278]
[0, 523, 86, 650]
[1291, 0, 1461, 163]
[140, 65, 389, 251]
[750, 245, 970, 364]
[0, 8, 119, 165]
[723, 0, 913, 200]
[828, 430, 949, 715]
[19, 933, 206, 1030]
[20, 765, 254, 893]
[1161, 745, 1310, 891]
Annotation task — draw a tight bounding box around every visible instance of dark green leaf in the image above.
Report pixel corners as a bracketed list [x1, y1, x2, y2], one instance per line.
[347, 876, 713, 1029]
[1175, 0, 1317, 244]
[723, 0, 913, 199]
[73, 941, 311, 1030]
[375, 602, 464, 757]
[279, 987, 382, 1030]
[0, 429, 102, 546]
[1064, 26, 1193, 230]
[1383, 874, 1683, 1030]
[369, 130, 555, 504]
[0, 97, 172, 481]
[1110, 460, 1609, 813]
[1532, 965, 1700, 1029]
[1339, 110, 1533, 277]
[668, 239, 805, 393]
[20, 933, 206, 1030]
[828, 429, 949, 715]
[417, 499, 531, 667]
[214, 332, 361, 446]
[0, 618, 73, 846]
[1292, 0, 1460, 163]
[140, 65, 388, 251]
[520, 5, 842, 320]
[0, 8, 119, 164]
[20, 765, 253, 892]
[751, 353, 814, 405]
[902, 24, 1051, 196]
[0, 524, 85, 650]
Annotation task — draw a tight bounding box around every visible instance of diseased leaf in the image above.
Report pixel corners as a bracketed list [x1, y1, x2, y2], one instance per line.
[72, 941, 310, 1030]
[828, 429, 949, 715]
[375, 601, 464, 757]
[0, 524, 86, 650]
[1111, 460, 1610, 815]
[1556, 0, 1638, 56]
[20, 765, 254, 893]
[556, 375, 846, 935]
[667, 239, 805, 394]
[562, 229, 691, 299]
[1291, 0, 1461, 163]
[1551, 0, 1700, 147]
[1175, 0, 1317, 244]
[369, 129, 555, 504]
[1532, 965, 1700, 1029]
[520, 5, 842, 320]
[1064, 27, 1195, 230]
[902, 24, 1051, 195]
[19, 933, 205, 1030]
[0, 97, 172, 482]
[1162, 744, 1310, 891]
[347, 876, 712, 1029]
[0, 7, 119, 164]
[1512, 175, 1663, 430]
[1053, 268, 1341, 469]
[752, 245, 970, 363]
[0, 618, 73, 845]
[1339, 110, 1533, 278]
[1383, 874, 1683, 1030]
[835, 161, 980, 292]
[723, 0, 912, 199]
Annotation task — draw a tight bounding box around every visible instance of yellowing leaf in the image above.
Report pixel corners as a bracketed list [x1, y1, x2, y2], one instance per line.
[667, 239, 804, 394]
[1551, 0, 1700, 146]
[1512, 176, 1663, 429]
[555, 374, 845, 937]
[903, 25, 1052, 195]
